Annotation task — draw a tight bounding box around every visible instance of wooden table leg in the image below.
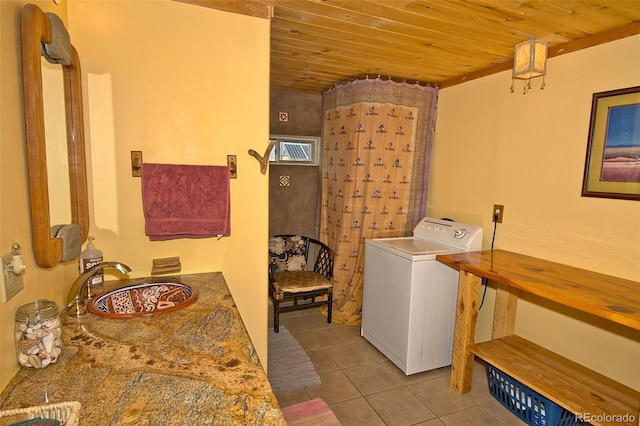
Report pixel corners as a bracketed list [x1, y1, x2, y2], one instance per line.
[492, 282, 517, 339]
[450, 270, 482, 394]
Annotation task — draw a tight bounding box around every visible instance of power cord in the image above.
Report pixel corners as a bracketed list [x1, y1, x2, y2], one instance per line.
[479, 214, 499, 310]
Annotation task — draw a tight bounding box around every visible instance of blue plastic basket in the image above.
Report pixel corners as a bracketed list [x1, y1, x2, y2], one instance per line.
[486, 365, 582, 426]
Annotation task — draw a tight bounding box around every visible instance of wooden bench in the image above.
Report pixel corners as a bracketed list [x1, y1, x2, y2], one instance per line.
[436, 249, 640, 426]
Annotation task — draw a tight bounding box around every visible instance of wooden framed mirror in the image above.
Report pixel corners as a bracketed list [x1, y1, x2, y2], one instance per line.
[21, 4, 88, 268]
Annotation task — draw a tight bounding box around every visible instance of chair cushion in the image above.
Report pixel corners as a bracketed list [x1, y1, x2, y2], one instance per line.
[273, 270, 333, 294]
[269, 235, 307, 272]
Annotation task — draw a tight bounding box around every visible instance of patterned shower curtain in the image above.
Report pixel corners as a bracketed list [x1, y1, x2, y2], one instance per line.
[320, 78, 439, 325]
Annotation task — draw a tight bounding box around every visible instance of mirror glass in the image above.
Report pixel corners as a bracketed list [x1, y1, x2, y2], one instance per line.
[42, 60, 71, 225]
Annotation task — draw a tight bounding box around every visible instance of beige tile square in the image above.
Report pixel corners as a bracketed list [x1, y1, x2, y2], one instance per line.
[307, 348, 340, 373]
[343, 360, 405, 395]
[439, 405, 512, 425]
[280, 313, 329, 333]
[479, 399, 526, 425]
[274, 387, 311, 408]
[366, 386, 436, 425]
[381, 358, 447, 386]
[305, 370, 361, 404]
[329, 397, 386, 426]
[407, 376, 479, 417]
[417, 420, 446, 425]
[324, 340, 384, 369]
[289, 330, 325, 352]
[310, 324, 363, 347]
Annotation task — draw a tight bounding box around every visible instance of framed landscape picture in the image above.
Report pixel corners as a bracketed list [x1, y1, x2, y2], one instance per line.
[582, 86, 640, 201]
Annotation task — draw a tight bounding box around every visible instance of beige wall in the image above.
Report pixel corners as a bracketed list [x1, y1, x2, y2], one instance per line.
[0, 0, 81, 392]
[430, 35, 640, 390]
[68, 0, 271, 364]
[1, 0, 270, 391]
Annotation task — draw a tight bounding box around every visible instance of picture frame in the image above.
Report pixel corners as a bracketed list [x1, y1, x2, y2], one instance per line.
[582, 86, 640, 201]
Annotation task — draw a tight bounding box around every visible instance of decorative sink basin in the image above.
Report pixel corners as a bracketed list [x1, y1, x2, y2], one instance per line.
[87, 281, 197, 318]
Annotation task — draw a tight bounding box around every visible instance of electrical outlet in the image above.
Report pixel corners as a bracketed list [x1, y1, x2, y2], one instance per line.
[1, 253, 24, 303]
[492, 204, 504, 223]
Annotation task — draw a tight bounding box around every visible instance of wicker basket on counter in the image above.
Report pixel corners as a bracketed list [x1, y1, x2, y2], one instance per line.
[0, 401, 80, 426]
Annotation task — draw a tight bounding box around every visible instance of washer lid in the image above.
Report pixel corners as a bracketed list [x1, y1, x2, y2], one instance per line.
[370, 237, 457, 256]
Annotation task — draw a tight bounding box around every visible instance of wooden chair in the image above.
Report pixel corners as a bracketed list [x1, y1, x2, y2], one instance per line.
[268, 235, 334, 333]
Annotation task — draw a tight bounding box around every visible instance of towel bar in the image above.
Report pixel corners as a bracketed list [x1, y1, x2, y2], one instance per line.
[131, 151, 234, 179]
[131, 151, 143, 177]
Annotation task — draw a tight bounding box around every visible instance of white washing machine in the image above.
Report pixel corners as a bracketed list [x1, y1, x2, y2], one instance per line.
[362, 217, 483, 375]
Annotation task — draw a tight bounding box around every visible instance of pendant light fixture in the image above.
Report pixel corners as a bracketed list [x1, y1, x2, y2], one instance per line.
[510, 39, 549, 94]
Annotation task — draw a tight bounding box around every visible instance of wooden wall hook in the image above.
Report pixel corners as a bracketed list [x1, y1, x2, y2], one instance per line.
[248, 140, 275, 175]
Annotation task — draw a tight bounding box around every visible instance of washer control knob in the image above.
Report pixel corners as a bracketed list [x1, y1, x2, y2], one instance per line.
[454, 229, 467, 239]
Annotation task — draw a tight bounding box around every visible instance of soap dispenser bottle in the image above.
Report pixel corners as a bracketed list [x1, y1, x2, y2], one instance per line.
[79, 236, 103, 286]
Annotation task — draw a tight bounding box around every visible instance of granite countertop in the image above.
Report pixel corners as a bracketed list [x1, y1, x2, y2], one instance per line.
[0, 272, 287, 425]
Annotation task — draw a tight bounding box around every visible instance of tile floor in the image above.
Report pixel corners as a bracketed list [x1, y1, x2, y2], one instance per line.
[269, 307, 525, 426]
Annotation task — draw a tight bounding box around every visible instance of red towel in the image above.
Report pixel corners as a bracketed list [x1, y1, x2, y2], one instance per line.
[141, 163, 230, 240]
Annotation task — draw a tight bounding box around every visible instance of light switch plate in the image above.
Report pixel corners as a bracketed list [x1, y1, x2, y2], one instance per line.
[1, 253, 24, 303]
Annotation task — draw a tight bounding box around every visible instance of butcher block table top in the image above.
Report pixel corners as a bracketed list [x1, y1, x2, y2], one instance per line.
[436, 249, 640, 331]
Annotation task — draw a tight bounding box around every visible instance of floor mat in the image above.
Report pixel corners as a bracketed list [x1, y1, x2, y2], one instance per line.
[281, 398, 340, 425]
[268, 326, 321, 394]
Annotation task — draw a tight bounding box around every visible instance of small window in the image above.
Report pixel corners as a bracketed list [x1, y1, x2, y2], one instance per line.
[269, 135, 320, 165]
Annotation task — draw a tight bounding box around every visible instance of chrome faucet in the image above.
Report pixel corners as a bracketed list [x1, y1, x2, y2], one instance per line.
[66, 261, 131, 317]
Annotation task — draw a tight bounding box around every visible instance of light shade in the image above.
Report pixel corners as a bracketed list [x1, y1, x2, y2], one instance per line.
[511, 39, 548, 93]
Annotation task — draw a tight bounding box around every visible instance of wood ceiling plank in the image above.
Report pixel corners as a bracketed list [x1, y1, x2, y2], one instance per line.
[270, 0, 514, 54]
[366, 0, 549, 44]
[270, 8, 514, 60]
[474, 0, 633, 37]
[270, 25, 503, 69]
[178, 0, 640, 93]
[553, 0, 640, 26]
[269, 34, 504, 85]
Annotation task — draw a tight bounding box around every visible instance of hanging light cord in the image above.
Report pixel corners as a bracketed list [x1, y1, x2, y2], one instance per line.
[479, 218, 498, 310]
